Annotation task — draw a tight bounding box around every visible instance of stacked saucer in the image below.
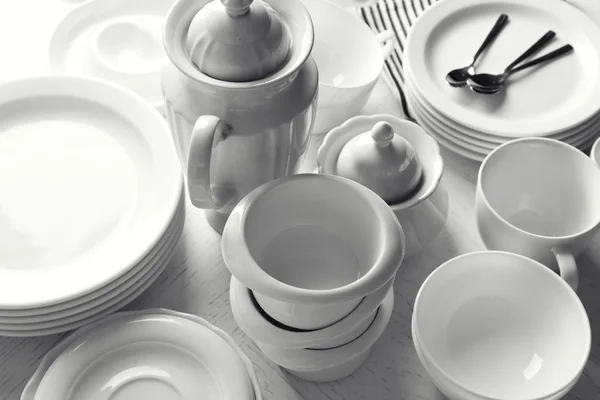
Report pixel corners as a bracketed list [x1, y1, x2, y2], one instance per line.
[21, 309, 262, 400]
[404, 0, 600, 162]
[0, 76, 183, 336]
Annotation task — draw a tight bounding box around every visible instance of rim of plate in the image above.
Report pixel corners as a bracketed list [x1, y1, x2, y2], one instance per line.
[405, 0, 600, 137]
[0, 75, 182, 308]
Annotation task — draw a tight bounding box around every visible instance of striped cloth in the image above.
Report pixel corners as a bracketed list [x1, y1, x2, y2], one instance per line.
[356, 0, 442, 120]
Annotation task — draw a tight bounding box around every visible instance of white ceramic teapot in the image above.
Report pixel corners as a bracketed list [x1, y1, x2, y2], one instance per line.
[162, 0, 318, 233]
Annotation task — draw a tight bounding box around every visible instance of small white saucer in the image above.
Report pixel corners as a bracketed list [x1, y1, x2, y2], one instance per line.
[23, 309, 262, 400]
[49, 0, 174, 114]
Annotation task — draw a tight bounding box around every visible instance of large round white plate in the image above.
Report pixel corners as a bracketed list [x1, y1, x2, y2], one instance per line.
[21, 309, 263, 400]
[49, 0, 174, 113]
[0, 199, 184, 325]
[405, 0, 600, 136]
[0, 216, 182, 337]
[406, 69, 600, 146]
[407, 80, 599, 153]
[0, 192, 184, 318]
[0, 76, 182, 308]
[34, 313, 255, 400]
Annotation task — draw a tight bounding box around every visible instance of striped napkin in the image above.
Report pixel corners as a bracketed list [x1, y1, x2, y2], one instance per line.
[355, 0, 441, 120]
[354, 0, 598, 120]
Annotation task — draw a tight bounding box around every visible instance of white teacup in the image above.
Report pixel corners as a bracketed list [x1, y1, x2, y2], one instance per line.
[475, 137, 600, 291]
[413, 251, 591, 400]
[222, 173, 405, 330]
[301, 0, 395, 134]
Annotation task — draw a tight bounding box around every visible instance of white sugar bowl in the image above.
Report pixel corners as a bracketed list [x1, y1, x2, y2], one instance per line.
[318, 114, 448, 258]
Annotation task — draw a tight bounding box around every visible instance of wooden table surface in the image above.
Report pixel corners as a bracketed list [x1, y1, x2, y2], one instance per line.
[1, 1, 600, 399]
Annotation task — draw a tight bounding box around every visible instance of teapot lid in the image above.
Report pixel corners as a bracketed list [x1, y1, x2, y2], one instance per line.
[186, 0, 291, 82]
[335, 121, 423, 204]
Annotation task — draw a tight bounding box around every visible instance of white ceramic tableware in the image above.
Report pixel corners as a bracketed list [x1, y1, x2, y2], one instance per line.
[23, 309, 262, 400]
[0, 76, 181, 310]
[301, 0, 395, 134]
[223, 173, 404, 330]
[49, 0, 174, 114]
[411, 314, 578, 400]
[318, 114, 448, 258]
[413, 251, 591, 400]
[259, 287, 394, 382]
[230, 275, 393, 349]
[405, 0, 600, 137]
[476, 137, 600, 291]
[163, 0, 318, 234]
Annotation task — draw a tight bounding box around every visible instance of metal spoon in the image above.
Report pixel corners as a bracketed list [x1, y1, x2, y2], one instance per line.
[467, 44, 574, 94]
[445, 13, 509, 87]
[467, 30, 556, 92]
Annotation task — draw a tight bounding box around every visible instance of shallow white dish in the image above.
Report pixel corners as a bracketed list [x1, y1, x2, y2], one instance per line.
[0, 193, 184, 322]
[23, 309, 262, 400]
[49, 0, 174, 113]
[0, 76, 181, 309]
[413, 251, 591, 400]
[0, 201, 184, 330]
[405, 0, 600, 137]
[266, 288, 394, 382]
[230, 275, 394, 349]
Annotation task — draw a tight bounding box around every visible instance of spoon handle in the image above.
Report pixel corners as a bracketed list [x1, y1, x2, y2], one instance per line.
[504, 30, 556, 72]
[508, 44, 574, 75]
[472, 14, 509, 62]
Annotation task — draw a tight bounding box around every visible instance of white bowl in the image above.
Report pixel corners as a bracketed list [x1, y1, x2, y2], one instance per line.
[413, 251, 591, 400]
[318, 114, 448, 258]
[591, 135, 600, 166]
[411, 314, 578, 400]
[261, 287, 394, 382]
[230, 275, 394, 350]
[301, 0, 395, 134]
[222, 173, 405, 330]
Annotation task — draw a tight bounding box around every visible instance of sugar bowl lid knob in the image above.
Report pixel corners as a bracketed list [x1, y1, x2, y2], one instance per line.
[336, 121, 424, 203]
[186, 0, 291, 82]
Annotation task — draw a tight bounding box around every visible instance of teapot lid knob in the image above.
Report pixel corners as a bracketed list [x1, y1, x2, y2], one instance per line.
[221, 0, 253, 16]
[370, 122, 394, 148]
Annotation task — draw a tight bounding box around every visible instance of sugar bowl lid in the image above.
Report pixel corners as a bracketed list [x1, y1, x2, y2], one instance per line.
[186, 0, 291, 82]
[331, 121, 424, 204]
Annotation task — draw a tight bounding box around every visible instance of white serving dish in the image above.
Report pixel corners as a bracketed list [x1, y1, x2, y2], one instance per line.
[318, 114, 448, 258]
[0, 76, 182, 310]
[22, 309, 262, 400]
[230, 275, 394, 350]
[222, 173, 405, 330]
[260, 287, 394, 382]
[413, 251, 591, 400]
[301, 0, 395, 134]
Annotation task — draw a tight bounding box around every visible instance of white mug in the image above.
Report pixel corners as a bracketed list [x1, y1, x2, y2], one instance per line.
[475, 137, 600, 291]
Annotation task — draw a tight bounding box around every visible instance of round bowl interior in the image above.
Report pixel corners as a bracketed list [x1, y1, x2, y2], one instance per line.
[592, 135, 600, 165]
[414, 251, 590, 400]
[242, 176, 384, 291]
[302, 0, 384, 90]
[479, 138, 600, 238]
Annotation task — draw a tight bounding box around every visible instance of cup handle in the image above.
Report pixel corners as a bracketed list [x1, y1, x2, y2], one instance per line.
[187, 115, 227, 209]
[552, 248, 579, 291]
[375, 30, 396, 60]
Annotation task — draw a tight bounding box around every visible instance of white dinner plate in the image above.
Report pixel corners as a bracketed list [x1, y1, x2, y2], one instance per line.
[21, 309, 263, 400]
[0, 218, 182, 337]
[405, 0, 600, 136]
[405, 70, 600, 146]
[0, 191, 184, 319]
[0, 198, 184, 325]
[34, 313, 256, 400]
[0, 76, 182, 309]
[49, 0, 174, 113]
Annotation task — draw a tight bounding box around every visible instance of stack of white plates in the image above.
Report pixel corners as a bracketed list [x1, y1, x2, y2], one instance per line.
[0, 76, 183, 337]
[21, 309, 262, 400]
[404, 0, 600, 162]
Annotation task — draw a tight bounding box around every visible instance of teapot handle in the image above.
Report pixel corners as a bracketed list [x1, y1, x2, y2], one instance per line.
[187, 115, 225, 209]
